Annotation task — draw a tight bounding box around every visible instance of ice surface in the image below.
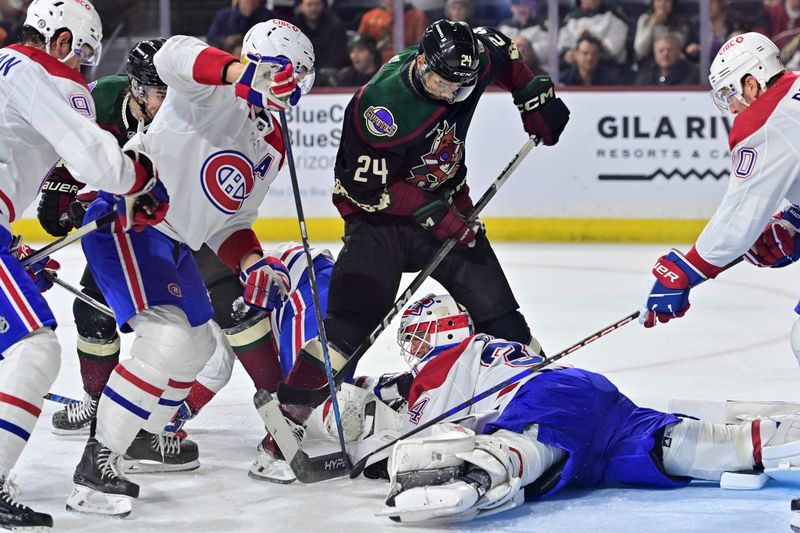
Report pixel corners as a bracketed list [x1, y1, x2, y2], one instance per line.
[14, 242, 800, 532]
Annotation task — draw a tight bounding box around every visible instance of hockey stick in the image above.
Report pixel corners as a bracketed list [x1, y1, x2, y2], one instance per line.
[348, 311, 639, 478]
[44, 392, 80, 405]
[20, 210, 118, 268]
[278, 111, 351, 469]
[348, 254, 747, 478]
[41, 272, 114, 318]
[277, 136, 539, 407]
[253, 388, 349, 483]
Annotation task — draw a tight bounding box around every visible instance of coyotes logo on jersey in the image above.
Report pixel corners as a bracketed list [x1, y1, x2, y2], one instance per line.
[408, 121, 464, 190]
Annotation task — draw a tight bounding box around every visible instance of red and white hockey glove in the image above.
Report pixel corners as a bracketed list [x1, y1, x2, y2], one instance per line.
[120, 150, 169, 232]
[239, 256, 291, 312]
[13, 242, 60, 293]
[745, 205, 800, 268]
[235, 54, 301, 111]
[414, 199, 476, 247]
[639, 248, 721, 328]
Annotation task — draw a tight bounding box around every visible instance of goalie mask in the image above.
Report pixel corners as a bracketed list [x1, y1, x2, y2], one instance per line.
[398, 294, 474, 374]
[242, 19, 316, 110]
[25, 0, 103, 66]
[709, 32, 785, 114]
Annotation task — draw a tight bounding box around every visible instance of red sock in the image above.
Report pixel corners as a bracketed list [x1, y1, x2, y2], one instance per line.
[235, 338, 283, 394]
[285, 356, 328, 390]
[185, 381, 216, 413]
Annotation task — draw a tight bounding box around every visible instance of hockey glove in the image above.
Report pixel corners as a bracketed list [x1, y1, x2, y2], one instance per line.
[640, 248, 721, 328]
[37, 166, 84, 237]
[163, 401, 197, 434]
[746, 205, 800, 268]
[120, 150, 169, 232]
[12, 243, 60, 292]
[239, 256, 291, 312]
[235, 54, 301, 111]
[414, 199, 477, 247]
[512, 76, 570, 146]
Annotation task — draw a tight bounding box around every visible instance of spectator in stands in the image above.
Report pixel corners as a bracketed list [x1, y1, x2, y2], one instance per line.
[558, 0, 629, 65]
[358, 0, 429, 63]
[764, 0, 800, 49]
[635, 33, 698, 84]
[499, 0, 550, 66]
[221, 33, 244, 57]
[560, 34, 620, 85]
[293, 0, 349, 74]
[685, 0, 769, 63]
[336, 32, 381, 86]
[444, 0, 474, 24]
[512, 35, 548, 76]
[633, 0, 690, 63]
[207, 0, 275, 48]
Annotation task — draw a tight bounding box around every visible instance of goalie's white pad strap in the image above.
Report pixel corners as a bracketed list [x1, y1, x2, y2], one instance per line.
[390, 424, 476, 476]
[668, 398, 800, 424]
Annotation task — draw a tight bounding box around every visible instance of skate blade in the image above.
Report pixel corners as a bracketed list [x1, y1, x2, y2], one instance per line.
[7, 526, 51, 532]
[122, 459, 200, 474]
[65, 485, 133, 517]
[247, 469, 296, 484]
[50, 426, 90, 437]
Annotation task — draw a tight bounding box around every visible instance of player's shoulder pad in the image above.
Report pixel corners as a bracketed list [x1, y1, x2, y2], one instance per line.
[90, 74, 130, 125]
[473, 27, 522, 68]
[728, 71, 799, 150]
[354, 48, 441, 146]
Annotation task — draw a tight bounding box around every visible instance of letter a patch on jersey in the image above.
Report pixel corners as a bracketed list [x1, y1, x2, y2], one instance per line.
[200, 150, 255, 214]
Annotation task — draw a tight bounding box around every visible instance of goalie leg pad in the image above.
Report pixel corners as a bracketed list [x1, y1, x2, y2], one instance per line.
[661, 418, 778, 481]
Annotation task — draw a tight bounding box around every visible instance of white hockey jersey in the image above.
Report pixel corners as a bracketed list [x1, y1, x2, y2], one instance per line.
[694, 71, 800, 270]
[402, 334, 555, 432]
[0, 44, 142, 230]
[126, 36, 285, 265]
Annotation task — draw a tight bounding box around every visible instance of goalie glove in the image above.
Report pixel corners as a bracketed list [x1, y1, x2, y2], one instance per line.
[380, 424, 523, 523]
[745, 204, 800, 268]
[235, 54, 301, 111]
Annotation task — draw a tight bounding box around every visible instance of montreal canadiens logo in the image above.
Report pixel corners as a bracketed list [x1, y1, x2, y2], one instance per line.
[200, 150, 255, 214]
[167, 283, 182, 297]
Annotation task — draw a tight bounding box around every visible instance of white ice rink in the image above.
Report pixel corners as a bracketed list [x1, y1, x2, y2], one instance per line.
[13, 242, 800, 532]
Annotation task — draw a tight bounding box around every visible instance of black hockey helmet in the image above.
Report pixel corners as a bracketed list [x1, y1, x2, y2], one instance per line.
[418, 20, 479, 84]
[126, 38, 166, 88]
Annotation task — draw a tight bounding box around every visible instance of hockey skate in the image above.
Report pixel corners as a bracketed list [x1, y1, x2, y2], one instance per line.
[0, 477, 52, 531]
[67, 438, 139, 517]
[50, 395, 97, 436]
[122, 430, 199, 474]
[249, 433, 297, 484]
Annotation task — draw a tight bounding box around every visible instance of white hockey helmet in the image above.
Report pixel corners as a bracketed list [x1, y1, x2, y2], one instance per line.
[24, 0, 103, 66]
[709, 32, 785, 114]
[242, 19, 316, 102]
[397, 294, 474, 374]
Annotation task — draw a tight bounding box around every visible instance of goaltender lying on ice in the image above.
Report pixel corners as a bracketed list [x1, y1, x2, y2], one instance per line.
[268, 294, 800, 524]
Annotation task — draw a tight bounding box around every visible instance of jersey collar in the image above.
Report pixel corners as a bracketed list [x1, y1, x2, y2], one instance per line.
[5, 44, 88, 89]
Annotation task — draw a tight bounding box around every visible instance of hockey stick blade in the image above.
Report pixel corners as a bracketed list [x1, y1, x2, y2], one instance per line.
[21, 210, 118, 267]
[44, 392, 79, 405]
[277, 137, 539, 407]
[349, 311, 639, 478]
[253, 389, 349, 483]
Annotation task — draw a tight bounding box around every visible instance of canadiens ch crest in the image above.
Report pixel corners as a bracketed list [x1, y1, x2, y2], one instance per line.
[408, 121, 464, 189]
[200, 150, 254, 215]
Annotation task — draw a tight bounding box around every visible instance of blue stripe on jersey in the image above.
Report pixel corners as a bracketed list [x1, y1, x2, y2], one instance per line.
[0, 418, 30, 441]
[286, 250, 304, 272]
[103, 386, 151, 419]
[158, 397, 183, 407]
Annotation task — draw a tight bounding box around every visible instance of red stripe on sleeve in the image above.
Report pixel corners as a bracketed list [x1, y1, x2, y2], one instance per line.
[685, 246, 725, 279]
[218, 229, 262, 273]
[192, 47, 238, 85]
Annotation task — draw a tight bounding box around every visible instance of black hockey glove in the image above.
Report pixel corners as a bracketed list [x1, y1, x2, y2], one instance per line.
[37, 166, 83, 237]
[513, 76, 570, 146]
